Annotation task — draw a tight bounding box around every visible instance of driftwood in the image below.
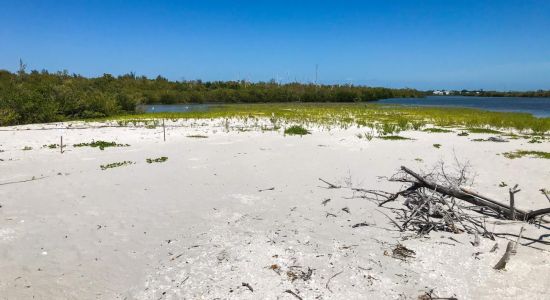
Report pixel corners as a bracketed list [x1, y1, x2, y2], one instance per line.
[398, 166, 549, 221]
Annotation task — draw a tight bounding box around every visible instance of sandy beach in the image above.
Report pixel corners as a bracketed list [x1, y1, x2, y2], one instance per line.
[0, 119, 549, 299]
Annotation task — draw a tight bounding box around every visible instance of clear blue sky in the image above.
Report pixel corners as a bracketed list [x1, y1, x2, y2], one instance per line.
[1, 0, 549, 90]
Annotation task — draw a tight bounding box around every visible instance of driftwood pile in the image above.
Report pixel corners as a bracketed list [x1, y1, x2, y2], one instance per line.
[321, 161, 550, 244]
[347, 164, 550, 238]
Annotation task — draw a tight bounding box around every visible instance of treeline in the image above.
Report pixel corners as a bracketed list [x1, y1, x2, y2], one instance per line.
[447, 90, 550, 97]
[0, 69, 422, 126]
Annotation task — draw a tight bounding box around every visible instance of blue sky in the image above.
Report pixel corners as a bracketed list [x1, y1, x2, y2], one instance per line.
[1, 0, 549, 90]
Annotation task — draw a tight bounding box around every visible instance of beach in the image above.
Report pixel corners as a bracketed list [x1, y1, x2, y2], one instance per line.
[0, 119, 549, 299]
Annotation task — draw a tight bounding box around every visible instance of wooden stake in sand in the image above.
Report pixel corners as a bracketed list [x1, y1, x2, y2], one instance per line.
[163, 119, 166, 141]
[60, 136, 64, 154]
[494, 241, 514, 270]
[509, 185, 520, 220]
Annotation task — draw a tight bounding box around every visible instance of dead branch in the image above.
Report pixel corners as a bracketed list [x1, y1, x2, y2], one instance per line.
[401, 166, 528, 220]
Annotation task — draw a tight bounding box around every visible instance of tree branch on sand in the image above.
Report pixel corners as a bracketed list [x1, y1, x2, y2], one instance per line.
[319, 160, 550, 246]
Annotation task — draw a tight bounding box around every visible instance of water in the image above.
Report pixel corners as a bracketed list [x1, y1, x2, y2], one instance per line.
[138, 104, 213, 113]
[139, 96, 550, 118]
[378, 96, 550, 118]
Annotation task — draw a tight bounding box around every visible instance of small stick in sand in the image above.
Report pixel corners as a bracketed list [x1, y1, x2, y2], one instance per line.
[241, 282, 253, 292]
[512, 226, 524, 255]
[163, 119, 166, 141]
[318, 178, 341, 189]
[509, 185, 521, 220]
[325, 270, 343, 293]
[60, 136, 64, 154]
[284, 289, 303, 300]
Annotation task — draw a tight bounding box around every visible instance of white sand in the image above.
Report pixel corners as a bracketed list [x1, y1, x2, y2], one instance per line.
[0, 120, 549, 299]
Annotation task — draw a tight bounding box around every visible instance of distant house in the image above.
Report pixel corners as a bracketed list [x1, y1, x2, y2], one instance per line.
[433, 90, 451, 95]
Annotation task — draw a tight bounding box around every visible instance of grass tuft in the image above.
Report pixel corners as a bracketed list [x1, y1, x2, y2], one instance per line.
[502, 150, 550, 159]
[74, 140, 129, 150]
[284, 125, 310, 136]
[466, 127, 502, 134]
[378, 135, 413, 140]
[423, 127, 453, 133]
[100, 161, 134, 170]
[146, 157, 168, 163]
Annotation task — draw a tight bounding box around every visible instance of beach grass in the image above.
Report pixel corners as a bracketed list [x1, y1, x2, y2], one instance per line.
[100, 161, 135, 170]
[146, 157, 168, 163]
[98, 103, 549, 134]
[74, 140, 129, 150]
[502, 150, 550, 159]
[284, 125, 311, 135]
[378, 135, 413, 140]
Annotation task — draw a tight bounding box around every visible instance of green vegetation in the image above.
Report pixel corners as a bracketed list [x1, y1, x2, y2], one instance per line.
[528, 136, 543, 143]
[2, 66, 548, 135]
[74, 140, 129, 150]
[466, 127, 503, 134]
[378, 135, 413, 140]
[106, 103, 549, 134]
[457, 131, 469, 136]
[146, 157, 168, 163]
[423, 127, 453, 133]
[502, 150, 550, 159]
[433, 143, 442, 148]
[284, 125, 311, 136]
[0, 67, 421, 126]
[186, 134, 209, 138]
[43, 144, 59, 149]
[356, 131, 375, 141]
[100, 161, 134, 170]
[22, 146, 32, 150]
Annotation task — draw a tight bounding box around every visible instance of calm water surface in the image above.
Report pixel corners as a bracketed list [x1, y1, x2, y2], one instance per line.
[140, 96, 550, 118]
[138, 104, 213, 113]
[378, 96, 550, 117]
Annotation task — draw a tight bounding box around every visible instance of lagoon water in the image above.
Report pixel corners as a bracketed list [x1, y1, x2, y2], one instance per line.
[138, 104, 213, 113]
[140, 96, 550, 118]
[378, 96, 550, 117]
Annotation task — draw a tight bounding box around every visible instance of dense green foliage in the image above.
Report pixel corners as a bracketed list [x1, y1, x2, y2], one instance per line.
[0, 69, 422, 126]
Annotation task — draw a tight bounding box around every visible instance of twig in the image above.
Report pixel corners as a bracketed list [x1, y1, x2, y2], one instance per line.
[325, 270, 343, 293]
[258, 187, 275, 192]
[0, 176, 48, 186]
[242, 282, 253, 292]
[284, 289, 303, 300]
[352, 222, 371, 228]
[375, 209, 403, 231]
[318, 178, 341, 189]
